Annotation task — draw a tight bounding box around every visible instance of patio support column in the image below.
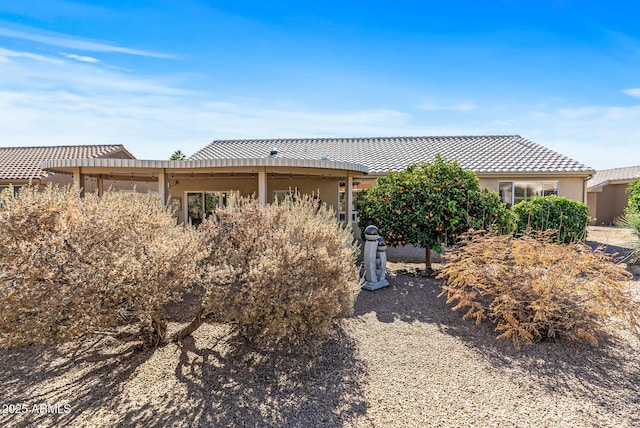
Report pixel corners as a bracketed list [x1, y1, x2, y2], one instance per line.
[158, 169, 169, 207]
[258, 167, 267, 205]
[346, 174, 353, 228]
[97, 177, 104, 197]
[72, 167, 85, 197]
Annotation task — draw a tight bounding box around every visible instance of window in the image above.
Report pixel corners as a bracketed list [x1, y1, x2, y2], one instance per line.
[185, 191, 238, 226]
[499, 181, 558, 207]
[0, 185, 22, 197]
[272, 189, 298, 204]
[338, 179, 376, 223]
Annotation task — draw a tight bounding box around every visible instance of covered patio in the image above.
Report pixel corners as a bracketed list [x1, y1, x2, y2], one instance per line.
[41, 157, 369, 225]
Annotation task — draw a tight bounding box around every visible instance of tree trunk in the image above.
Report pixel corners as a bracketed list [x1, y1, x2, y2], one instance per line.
[172, 306, 207, 342]
[425, 247, 432, 270]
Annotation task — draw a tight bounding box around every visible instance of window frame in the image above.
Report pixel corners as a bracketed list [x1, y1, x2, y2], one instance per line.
[499, 181, 559, 207]
[184, 190, 239, 225]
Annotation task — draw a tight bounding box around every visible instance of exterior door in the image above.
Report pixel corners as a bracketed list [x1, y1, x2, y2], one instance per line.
[186, 191, 238, 226]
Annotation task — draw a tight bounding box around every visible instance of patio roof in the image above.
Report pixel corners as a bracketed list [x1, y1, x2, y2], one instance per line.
[41, 157, 369, 175]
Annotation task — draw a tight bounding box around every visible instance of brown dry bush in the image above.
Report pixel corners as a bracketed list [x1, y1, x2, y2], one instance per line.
[438, 234, 640, 349]
[196, 195, 361, 348]
[0, 185, 203, 348]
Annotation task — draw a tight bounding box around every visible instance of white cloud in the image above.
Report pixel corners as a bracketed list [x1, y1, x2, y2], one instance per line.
[501, 103, 640, 170]
[0, 47, 64, 64]
[0, 26, 173, 59]
[417, 99, 477, 112]
[62, 53, 100, 63]
[0, 48, 423, 159]
[1, 46, 639, 170]
[0, 48, 189, 95]
[622, 88, 640, 98]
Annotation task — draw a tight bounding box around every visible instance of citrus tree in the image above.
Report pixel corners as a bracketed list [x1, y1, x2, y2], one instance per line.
[357, 156, 512, 269]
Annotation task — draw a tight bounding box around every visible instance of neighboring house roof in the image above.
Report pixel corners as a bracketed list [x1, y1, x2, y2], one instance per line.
[0, 145, 134, 181]
[190, 135, 593, 174]
[587, 165, 640, 191]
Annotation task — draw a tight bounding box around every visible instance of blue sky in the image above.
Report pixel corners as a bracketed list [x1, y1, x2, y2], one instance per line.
[0, 0, 639, 170]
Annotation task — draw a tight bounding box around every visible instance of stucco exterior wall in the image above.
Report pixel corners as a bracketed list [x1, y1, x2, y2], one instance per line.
[589, 183, 629, 225]
[168, 176, 340, 223]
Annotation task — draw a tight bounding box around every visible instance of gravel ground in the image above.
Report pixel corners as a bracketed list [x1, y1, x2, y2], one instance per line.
[1, 227, 639, 427]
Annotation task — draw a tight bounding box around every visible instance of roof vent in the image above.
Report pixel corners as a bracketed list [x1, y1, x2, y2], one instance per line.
[269, 147, 278, 157]
[320, 152, 329, 160]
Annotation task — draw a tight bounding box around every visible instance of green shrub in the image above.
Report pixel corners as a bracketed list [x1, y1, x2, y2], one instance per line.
[197, 195, 361, 348]
[626, 179, 640, 215]
[0, 185, 202, 348]
[438, 234, 639, 349]
[512, 196, 589, 243]
[357, 156, 513, 269]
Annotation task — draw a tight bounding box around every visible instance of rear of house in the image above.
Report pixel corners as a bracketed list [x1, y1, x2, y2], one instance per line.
[39, 135, 593, 226]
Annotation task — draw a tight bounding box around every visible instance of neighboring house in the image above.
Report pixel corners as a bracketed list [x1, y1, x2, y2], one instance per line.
[587, 165, 640, 225]
[0, 145, 155, 195]
[41, 135, 594, 225]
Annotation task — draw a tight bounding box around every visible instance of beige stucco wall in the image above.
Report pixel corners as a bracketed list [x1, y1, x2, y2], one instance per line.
[589, 183, 629, 225]
[360, 174, 588, 204]
[168, 176, 340, 223]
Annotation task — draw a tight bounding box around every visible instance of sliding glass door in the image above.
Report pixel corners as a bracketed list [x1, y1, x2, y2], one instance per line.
[186, 191, 238, 226]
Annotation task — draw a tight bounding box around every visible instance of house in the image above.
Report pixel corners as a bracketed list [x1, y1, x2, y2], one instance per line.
[0, 145, 155, 195]
[587, 165, 640, 225]
[40, 135, 594, 225]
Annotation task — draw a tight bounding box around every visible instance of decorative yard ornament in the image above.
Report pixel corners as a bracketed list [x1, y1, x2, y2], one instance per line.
[362, 225, 389, 290]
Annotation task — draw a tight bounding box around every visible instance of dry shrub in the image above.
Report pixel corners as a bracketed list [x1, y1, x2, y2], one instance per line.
[197, 195, 361, 347]
[438, 234, 639, 349]
[0, 185, 202, 348]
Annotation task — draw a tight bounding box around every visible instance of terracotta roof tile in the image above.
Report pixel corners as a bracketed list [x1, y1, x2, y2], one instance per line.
[190, 135, 593, 174]
[0, 145, 133, 181]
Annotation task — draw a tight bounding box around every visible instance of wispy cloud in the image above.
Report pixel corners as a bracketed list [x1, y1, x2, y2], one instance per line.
[622, 88, 640, 98]
[0, 48, 423, 159]
[61, 53, 100, 63]
[417, 99, 477, 112]
[0, 47, 64, 64]
[0, 26, 173, 59]
[1, 46, 639, 170]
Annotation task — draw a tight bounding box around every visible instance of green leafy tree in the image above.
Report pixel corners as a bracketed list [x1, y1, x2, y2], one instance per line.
[170, 150, 187, 160]
[358, 156, 513, 270]
[626, 178, 640, 215]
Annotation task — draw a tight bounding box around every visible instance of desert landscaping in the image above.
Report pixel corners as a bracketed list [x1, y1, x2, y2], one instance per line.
[1, 226, 638, 428]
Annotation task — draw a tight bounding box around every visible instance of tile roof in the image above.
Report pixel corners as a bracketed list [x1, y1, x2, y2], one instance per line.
[0, 145, 133, 181]
[190, 135, 592, 174]
[587, 165, 640, 190]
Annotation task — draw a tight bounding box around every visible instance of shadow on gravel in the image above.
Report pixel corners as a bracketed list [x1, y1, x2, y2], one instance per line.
[355, 273, 640, 425]
[0, 326, 367, 428]
[585, 240, 634, 262]
[115, 327, 367, 428]
[0, 337, 151, 428]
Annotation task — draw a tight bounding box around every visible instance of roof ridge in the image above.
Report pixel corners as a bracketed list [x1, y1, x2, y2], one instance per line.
[594, 165, 640, 173]
[207, 135, 522, 144]
[0, 144, 124, 150]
